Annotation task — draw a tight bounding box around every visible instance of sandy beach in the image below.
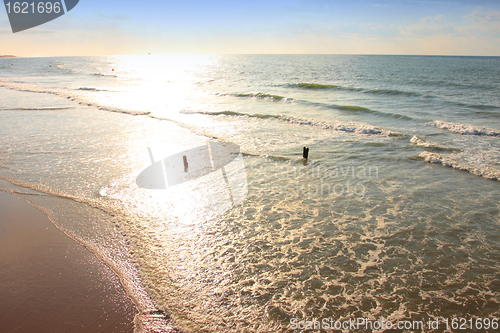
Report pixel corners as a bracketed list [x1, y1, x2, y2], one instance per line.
[0, 191, 137, 333]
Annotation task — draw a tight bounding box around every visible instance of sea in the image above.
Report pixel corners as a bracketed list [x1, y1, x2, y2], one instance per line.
[0, 55, 499, 332]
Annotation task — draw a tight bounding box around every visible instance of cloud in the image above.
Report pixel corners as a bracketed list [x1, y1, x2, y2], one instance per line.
[465, 8, 500, 34]
[281, 8, 500, 55]
[399, 15, 459, 37]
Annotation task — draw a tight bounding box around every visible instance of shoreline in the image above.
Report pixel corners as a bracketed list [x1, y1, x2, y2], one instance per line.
[0, 191, 137, 333]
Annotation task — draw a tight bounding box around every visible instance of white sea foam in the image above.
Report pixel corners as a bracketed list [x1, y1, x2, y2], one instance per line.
[97, 106, 151, 116]
[410, 135, 457, 150]
[281, 115, 373, 133]
[183, 109, 401, 137]
[410, 135, 439, 148]
[0, 81, 150, 116]
[279, 115, 403, 136]
[434, 120, 500, 137]
[420, 151, 500, 180]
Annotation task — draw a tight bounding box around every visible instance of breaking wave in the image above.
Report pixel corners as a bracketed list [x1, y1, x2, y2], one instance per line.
[419, 151, 500, 181]
[279, 115, 393, 135]
[410, 136, 459, 151]
[287, 82, 341, 89]
[183, 110, 280, 119]
[465, 104, 499, 110]
[215, 92, 414, 120]
[0, 81, 150, 116]
[181, 110, 401, 136]
[433, 120, 500, 137]
[366, 89, 420, 96]
[286, 82, 421, 96]
[0, 107, 72, 111]
[325, 104, 413, 120]
[232, 92, 288, 101]
[92, 73, 118, 78]
[77, 87, 108, 91]
[96, 106, 151, 116]
[337, 105, 370, 111]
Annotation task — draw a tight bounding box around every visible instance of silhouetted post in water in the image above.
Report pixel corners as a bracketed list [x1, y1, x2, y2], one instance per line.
[183, 155, 188, 172]
[303, 147, 309, 159]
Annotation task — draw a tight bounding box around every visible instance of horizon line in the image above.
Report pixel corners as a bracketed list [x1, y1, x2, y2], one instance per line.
[4, 53, 500, 58]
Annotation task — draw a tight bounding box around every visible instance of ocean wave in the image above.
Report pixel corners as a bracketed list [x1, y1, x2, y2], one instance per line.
[1, 81, 407, 136]
[329, 104, 413, 120]
[453, 102, 500, 114]
[411, 135, 440, 148]
[77, 87, 107, 91]
[410, 135, 458, 151]
[473, 110, 500, 118]
[290, 100, 414, 120]
[216, 90, 413, 120]
[433, 120, 500, 137]
[419, 151, 500, 181]
[466, 104, 499, 110]
[406, 78, 496, 91]
[366, 89, 420, 96]
[286, 82, 420, 97]
[0, 81, 150, 116]
[337, 105, 370, 111]
[185, 110, 280, 119]
[97, 106, 151, 116]
[92, 73, 118, 78]
[287, 82, 341, 90]
[323, 103, 373, 113]
[182, 110, 400, 136]
[217, 92, 414, 121]
[232, 92, 288, 101]
[0, 107, 72, 111]
[279, 116, 390, 135]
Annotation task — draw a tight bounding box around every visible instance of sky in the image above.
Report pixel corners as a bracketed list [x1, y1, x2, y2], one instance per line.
[1, 0, 500, 56]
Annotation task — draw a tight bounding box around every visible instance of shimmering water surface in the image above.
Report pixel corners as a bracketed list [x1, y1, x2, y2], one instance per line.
[0, 55, 499, 332]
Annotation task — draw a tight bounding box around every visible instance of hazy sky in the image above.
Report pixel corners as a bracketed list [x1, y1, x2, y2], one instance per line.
[1, 0, 500, 56]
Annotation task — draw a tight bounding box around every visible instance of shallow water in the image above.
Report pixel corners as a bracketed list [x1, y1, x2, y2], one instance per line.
[0, 55, 499, 332]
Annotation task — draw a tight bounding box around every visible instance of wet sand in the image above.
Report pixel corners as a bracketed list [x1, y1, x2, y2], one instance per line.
[0, 192, 137, 333]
